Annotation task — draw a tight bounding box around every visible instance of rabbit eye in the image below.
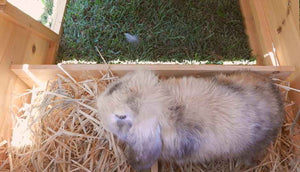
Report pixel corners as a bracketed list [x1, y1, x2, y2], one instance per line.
[115, 114, 127, 120]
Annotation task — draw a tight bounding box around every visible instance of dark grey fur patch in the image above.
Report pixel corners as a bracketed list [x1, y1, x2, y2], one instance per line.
[241, 113, 281, 162]
[178, 129, 198, 158]
[126, 144, 161, 170]
[126, 96, 139, 113]
[213, 76, 243, 92]
[169, 105, 185, 122]
[254, 125, 262, 133]
[117, 120, 132, 133]
[169, 104, 202, 159]
[270, 83, 284, 116]
[125, 131, 162, 170]
[106, 82, 122, 95]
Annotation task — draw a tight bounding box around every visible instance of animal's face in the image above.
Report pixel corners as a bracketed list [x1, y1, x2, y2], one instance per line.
[97, 81, 140, 140]
[96, 71, 165, 170]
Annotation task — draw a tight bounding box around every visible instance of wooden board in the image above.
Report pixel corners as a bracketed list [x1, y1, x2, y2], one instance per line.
[10, 64, 295, 88]
[291, 0, 299, 33]
[0, 0, 6, 5]
[261, 0, 300, 107]
[0, 2, 60, 147]
[0, 2, 59, 42]
[241, 0, 300, 107]
[51, 0, 68, 35]
[241, 0, 300, 157]
[151, 162, 158, 172]
[0, 16, 50, 142]
[239, 0, 263, 65]
[0, 2, 60, 64]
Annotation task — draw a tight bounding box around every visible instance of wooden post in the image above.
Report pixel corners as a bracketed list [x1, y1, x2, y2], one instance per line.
[51, 0, 68, 35]
[151, 162, 158, 172]
[239, 0, 263, 65]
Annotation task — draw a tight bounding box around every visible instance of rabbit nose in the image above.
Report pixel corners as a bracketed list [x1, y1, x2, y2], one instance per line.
[115, 114, 127, 120]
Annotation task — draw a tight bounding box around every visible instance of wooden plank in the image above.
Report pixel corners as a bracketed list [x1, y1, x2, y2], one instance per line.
[48, 0, 68, 63]
[239, 0, 263, 65]
[0, 2, 59, 42]
[0, 12, 55, 150]
[11, 64, 295, 88]
[46, 42, 59, 64]
[248, 0, 274, 65]
[51, 0, 67, 35]
[0, 50, 29, 142]
[0, 0, 6, 5]
[291, 0, 299, 33]
[259, 0, 300, 108]
[151, 162, 158, 172]
[0, 13, 13, 63]
[0, 18, 51, 65]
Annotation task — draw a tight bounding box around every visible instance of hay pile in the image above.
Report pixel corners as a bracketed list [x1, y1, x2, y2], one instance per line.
[0, 69, 299, 172]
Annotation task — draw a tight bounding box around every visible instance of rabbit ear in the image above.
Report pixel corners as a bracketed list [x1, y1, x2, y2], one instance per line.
[125, 124, 162, 170]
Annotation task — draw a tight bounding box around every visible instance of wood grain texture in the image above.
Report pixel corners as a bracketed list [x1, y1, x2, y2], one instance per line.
[260, 0, 300, 107]
[10, 64, 295, 88]
[291, 0, 299, 33]
[51, 0, 67, 35]
[244, 0, 300, 108]
[249, 0, 275, 65]
[0, 3, 59, 148]
[239, 0, 263, 65]
[0, 0, 6, 5]
[1, 2, 59, 42]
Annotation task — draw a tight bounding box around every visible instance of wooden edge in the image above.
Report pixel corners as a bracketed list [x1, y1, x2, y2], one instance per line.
[248, 0, 274, 66]
[291, 0, 299, 33]
[0, 2, 59, 42]
[151, 162, 158, 172]
[11, 64, 295, 88]
[11, 64, 296, 72]
[239, 0, 263, 65]
[51, 0, 68, 35]
[47, 0, 68, 64]
[46, 41, 60, 64]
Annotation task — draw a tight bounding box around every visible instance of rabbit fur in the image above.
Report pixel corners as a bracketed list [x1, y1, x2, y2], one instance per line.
[96, 70, 284, 170]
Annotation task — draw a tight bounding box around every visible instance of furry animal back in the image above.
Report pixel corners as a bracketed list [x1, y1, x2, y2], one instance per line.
[96, 71, 284, 170]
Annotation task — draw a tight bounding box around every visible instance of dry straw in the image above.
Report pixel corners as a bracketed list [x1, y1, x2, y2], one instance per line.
[0, 66, 299, 172]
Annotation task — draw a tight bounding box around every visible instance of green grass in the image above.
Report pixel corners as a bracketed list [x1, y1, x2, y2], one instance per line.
[57, 0, 254, 63]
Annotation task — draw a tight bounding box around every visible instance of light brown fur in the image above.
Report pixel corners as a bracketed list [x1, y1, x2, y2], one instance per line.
[96, 71, 284, 170]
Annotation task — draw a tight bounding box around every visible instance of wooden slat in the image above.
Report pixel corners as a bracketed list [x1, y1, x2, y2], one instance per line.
[0, 5, 59, 151]
[245, 0, 300, 108]
[0, 17, 52, 65]
[11, 64, 295, 88]
[259, 0, 300, 107]
[51, 0, 68, 35]
[239, 0, 263, 65]
[0, 0, 6, 5]
[248, 0, 274, 65]
[151, 162, 158, 172]
[0, 2, 59, 42]
[291, 0, 299, 33]
[46, 41, 59, 64]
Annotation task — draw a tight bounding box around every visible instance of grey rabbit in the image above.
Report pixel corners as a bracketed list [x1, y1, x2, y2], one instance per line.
[96, 70, 284, 170]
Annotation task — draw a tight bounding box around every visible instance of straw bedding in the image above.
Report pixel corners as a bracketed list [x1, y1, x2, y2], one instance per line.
[0, 69, 299, 172]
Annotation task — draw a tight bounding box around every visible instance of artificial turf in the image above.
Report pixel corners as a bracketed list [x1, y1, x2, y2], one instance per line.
[57, 0, 254, 63]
